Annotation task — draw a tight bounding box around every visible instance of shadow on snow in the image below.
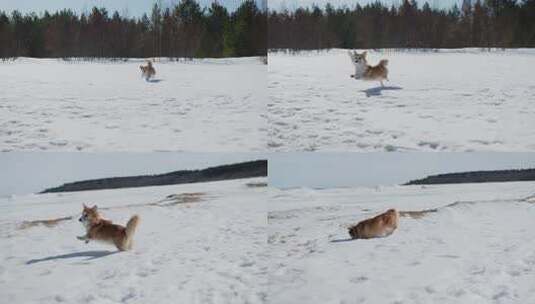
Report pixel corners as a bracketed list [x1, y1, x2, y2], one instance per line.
[330, 238, 356, 243]
[26, 250, 118, 264]
[361, 85, 403, 97]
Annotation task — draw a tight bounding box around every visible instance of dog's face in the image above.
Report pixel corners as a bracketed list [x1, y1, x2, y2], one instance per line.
[348, 224, 360, 239]
[349, 51, 367, 65]
[79, 204, 99, 227]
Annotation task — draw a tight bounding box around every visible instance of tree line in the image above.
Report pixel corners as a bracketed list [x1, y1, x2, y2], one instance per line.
[0, 0, 267, 59]
[268, 0, 535, 50]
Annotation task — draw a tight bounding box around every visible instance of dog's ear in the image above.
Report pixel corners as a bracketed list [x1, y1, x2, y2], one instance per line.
[83, 203, 88, 210]
[362, 51, 367, 58]
[91, 205, 98, 211]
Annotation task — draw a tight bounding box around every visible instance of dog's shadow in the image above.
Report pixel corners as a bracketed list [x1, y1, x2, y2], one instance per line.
[147, 78, 163, 83]
[26, 250, 118, 265]
[361, 85, 402, 97]
[330, 238, 356, 243]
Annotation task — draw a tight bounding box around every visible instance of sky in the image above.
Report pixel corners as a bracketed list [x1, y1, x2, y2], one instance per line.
[270, 0, 461, 11]
[269, 152, 535, 189]
[0, 0, 267, 17]
[0, 152, 265, 197]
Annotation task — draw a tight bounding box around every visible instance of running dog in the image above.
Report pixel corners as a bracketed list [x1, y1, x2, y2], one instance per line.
[348, 209, 399, 239]
[349, 50, 389, 86]
[140, 60, 156, 81]
[78, 204, 139, 251]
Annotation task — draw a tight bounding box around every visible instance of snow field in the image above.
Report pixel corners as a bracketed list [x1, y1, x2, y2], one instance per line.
[268, 182, 535, 303]
[268, 49, 535, 151]
[0, 57, 266, 152]
[0, 178, 267, 304]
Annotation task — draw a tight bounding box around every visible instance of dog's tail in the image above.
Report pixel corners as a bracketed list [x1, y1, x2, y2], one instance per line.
[378, 59, 388, 67]
[125, 215, 139, 249]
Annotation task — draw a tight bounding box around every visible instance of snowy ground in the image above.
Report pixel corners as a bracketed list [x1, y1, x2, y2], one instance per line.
[0, 178, 267, 303]
[0, 57, 266, 152]
[268, 49, 535, 152]
[268, 181, 535, 303]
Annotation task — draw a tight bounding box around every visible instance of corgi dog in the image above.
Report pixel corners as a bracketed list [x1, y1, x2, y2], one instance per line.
[348, 209, 399, 239]
[349, 50, 389, 86]
[78, 204, 139, 251]
[140, 60, 156, 81]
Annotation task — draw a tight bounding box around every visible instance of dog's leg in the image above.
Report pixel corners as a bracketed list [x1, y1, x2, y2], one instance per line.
[380, 80, 384, 87]
[77, 235, 90, 244]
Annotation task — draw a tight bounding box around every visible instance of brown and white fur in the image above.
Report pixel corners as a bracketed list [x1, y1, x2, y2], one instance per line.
[349, 50, 389, 86]
[348, 209, 399, 239]
[140, 60, 156, 81]
[78, 204, 139, 251]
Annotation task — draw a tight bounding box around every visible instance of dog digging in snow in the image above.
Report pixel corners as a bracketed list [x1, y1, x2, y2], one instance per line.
[140, 60, 156, 81]
[78, 204, 139, 251]
[349, 50, 389, 86]
[348, 208, 399, 239]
